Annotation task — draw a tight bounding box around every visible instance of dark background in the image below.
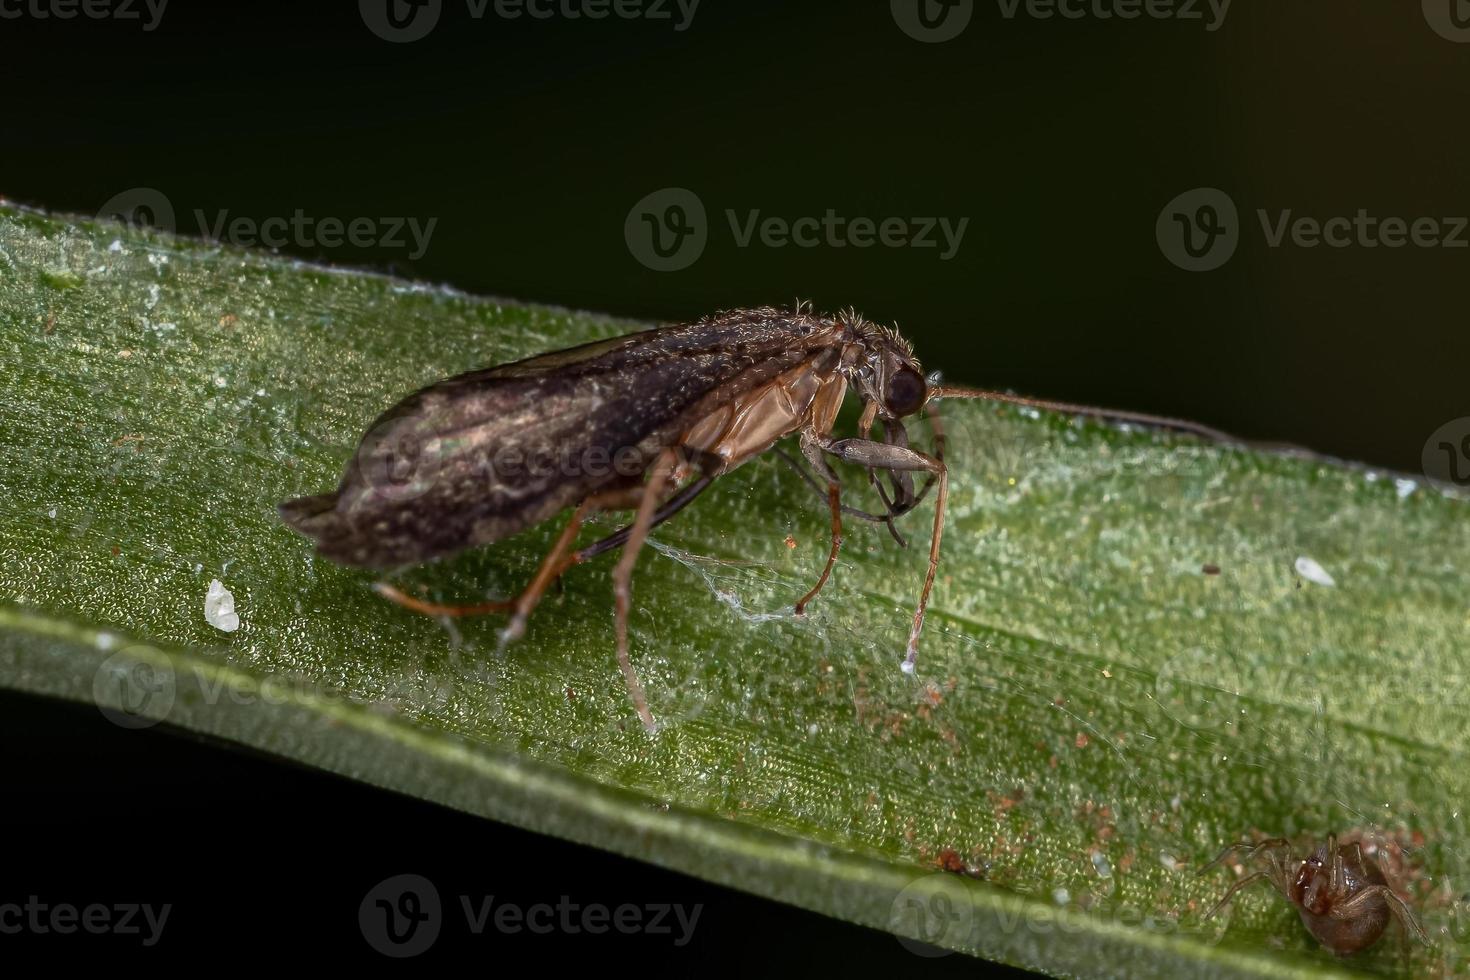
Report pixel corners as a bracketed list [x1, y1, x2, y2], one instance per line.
[3, 0, 1465, 969]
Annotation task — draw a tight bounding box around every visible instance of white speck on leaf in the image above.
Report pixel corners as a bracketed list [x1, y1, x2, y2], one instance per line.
[1294, 556, 1336, 587]
[1395, 478, 1417, 500]
[1052, 887, 1070, 906]
[205, 579, 240, 632]
[1091, 852, 1112, 878]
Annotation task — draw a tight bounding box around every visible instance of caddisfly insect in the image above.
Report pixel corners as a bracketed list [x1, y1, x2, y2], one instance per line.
[280, 304, 1228, 731]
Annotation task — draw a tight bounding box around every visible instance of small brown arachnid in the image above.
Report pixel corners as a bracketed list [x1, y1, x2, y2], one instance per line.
[1200, 834, 1430, 955]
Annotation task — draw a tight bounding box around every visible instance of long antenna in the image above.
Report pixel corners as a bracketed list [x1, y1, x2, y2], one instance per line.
[926, 383, 1239, 444]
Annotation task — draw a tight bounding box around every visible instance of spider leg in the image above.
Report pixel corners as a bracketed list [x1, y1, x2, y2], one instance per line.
[1327, 833, 1344, 894]
[1330, 885, 1430, 946]
[1202, 872, 1277, 921]
[1199, 839, 1292, 875]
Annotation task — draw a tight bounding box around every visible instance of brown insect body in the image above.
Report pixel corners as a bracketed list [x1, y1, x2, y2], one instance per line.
[282, 304, 1229, 731]
[1201, 834, 1429, 955]
[281, 309, 853, 570]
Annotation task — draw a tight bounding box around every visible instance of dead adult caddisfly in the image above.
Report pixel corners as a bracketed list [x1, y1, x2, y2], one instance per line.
[279, 304, 1228, 731]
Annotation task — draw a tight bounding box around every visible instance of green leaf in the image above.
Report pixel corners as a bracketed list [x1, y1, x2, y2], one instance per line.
[2, 204, 1466, 977]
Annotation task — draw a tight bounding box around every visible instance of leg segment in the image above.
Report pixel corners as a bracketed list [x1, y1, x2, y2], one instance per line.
[372, 499, 594, 620]
[1203, 872, 1277, 921]
[573, 468, 717, 563]
[1330, 885, 1430, 945]
[813, 436, 947, 672]
[611, 447, 680, 734]
[771, 446, 902, 527]
[1199, 839, 1292, 875]
[793, 431, 847, 615]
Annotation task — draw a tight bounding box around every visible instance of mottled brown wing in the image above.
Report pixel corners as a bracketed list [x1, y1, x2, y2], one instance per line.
[279, 310, 839, 569]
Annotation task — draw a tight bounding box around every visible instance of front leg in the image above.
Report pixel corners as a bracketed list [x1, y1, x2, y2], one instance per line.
[794, 430, 846, 615]
[811, 434, 948, 673]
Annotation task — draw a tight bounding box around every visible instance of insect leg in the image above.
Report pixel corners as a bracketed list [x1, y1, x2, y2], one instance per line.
[494, 469, 704, 644]
[878, 403, 947, 516]
[907, 397, 947, 508]
[770, 446, 903, 527]
[856, 402, 909, 544]
[878, 418, 917, 512]
[792, 431, 850, 615]
[495, 499, 596, 648]
[372, 582, 516, 617]
[815, 437, 946, 673]
[570, 474, 713, 562]
[372, 500, 594, 622]
[611, 446, 680, 734]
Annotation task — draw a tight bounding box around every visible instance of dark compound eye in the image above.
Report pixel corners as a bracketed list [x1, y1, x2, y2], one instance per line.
[884, 368, 926, 417]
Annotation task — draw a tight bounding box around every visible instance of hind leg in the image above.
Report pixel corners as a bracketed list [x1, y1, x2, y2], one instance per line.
[371, 477, 653, 622]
